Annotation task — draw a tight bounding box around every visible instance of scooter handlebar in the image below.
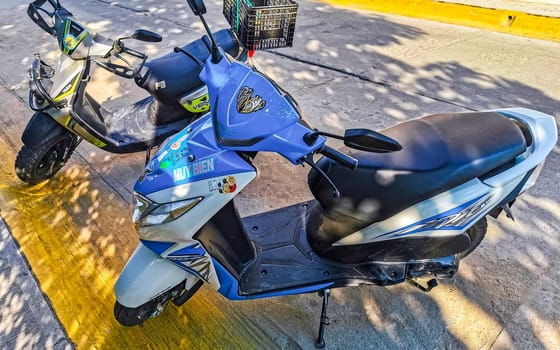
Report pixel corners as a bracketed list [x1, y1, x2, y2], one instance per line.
[320, 146, 358, 170]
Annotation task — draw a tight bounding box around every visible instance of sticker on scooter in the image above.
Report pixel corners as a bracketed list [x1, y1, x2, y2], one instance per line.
[220, 176, 237, 193]
[173, 158, 215, 182]
[236, 86, 265, 114]
[208, 176, 237, 194]
[63, 34, 77, 50]
[160, 148, 189, 170]
[181, 87, 210, 114]
[170, 134, 188, 151]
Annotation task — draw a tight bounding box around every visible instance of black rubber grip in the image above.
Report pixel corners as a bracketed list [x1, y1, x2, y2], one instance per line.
[321, 146, 358, 170]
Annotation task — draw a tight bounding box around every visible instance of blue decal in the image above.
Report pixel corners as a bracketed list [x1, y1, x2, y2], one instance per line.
[377, 194, 491, 240]
[213, 260, 334, 300]
[168, 259, 209, 281]
[141, 239, 174, 255]
[168, 243, 206, 257]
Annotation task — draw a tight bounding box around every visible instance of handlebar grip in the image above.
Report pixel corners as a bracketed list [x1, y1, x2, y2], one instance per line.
[320, 146, 358, 170]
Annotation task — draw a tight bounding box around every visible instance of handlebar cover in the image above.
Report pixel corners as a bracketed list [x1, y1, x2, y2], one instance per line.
[320, 146, 358, 170]
[27, 0, 56, 35]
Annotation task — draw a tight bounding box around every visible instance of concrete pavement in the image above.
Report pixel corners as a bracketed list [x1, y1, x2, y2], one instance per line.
[0, 0, 559, 349]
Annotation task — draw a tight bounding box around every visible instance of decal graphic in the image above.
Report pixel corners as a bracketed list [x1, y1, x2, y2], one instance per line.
[54, 74, 80, 102]
[157, 150, 169, 162]
[63, 34, 77, 50]
[180, 86, 210, 113]
[208, 176, 237, 194]
[378, 194, 492, 240]
[168, 243, 211, 281]
[236, 86, 266, 114]
[220, 176, 237, 194]
[173, 158, 215, 182]
[170, 134, 188, 151]
[159, 136, 189, 169]
[182, 94, 210, 113]
[160, 148, 188, 169]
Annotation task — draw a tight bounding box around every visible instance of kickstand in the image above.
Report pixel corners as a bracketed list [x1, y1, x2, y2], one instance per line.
[315, 289, 331, 349]
[144, 147, 152, 165]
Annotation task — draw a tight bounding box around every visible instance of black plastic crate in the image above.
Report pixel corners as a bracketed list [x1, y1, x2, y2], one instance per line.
[223, 0, 298, 50]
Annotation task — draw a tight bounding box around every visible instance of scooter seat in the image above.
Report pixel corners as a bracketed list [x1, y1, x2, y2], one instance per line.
[308, 111, 527, 244]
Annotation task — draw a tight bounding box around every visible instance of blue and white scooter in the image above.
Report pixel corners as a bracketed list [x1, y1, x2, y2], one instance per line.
[114, 0, 557, 347]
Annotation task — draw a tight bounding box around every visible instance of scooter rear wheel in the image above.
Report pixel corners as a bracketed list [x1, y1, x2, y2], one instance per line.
[459, 217, 488, 259]
[15, 133, 77, 184]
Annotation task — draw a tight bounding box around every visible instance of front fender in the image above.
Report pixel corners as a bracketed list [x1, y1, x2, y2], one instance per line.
[22, 111, 69, 148]
[114, 243, 191, 308]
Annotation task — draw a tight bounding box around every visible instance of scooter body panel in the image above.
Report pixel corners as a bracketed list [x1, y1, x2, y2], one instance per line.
[50, 54, 84, 103]
[114, 243, 193, 308]
[489, 108, 558, 189]
[335, 178, 510, 247]
[131, 114, 257, 292]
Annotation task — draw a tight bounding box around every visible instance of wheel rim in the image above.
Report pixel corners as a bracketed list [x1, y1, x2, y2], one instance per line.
[35, 139, 69, 177]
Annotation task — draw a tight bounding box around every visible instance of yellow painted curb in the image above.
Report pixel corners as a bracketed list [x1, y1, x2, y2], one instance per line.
[318, 0, 560, 42]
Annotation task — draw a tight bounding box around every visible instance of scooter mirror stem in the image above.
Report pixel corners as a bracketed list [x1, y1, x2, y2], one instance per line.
[304, 130, 345, 146]
[198, 14, 223, 63]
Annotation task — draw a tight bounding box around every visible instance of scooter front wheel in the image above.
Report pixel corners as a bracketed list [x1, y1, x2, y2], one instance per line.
[114, 279, 203, 327]
[15, 133, 78, 184]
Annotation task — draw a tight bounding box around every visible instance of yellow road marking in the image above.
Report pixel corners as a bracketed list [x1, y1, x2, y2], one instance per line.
[318, 0, 560, 42]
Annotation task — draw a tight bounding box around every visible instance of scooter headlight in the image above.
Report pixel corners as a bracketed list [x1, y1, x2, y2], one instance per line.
[131, 192, 203, 228]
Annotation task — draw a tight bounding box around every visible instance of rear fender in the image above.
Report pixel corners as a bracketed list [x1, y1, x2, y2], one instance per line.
[22, 111, 70, 148]
[114, 243, 193, 308]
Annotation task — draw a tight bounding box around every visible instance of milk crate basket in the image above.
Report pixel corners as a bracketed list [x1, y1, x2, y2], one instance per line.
[223, 0, 298, 50]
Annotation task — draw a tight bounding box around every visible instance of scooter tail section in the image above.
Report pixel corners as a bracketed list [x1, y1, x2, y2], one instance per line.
[114, 243, 196, 308]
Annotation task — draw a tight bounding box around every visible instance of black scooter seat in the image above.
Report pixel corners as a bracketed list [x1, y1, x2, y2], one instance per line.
[308, 111, 527, 229]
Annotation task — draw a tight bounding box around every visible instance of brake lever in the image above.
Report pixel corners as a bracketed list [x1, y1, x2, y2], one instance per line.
[113, 52, 133, 68]
[302, 154, 340, 198]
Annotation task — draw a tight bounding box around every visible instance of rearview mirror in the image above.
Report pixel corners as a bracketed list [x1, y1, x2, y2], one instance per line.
[344, 128, 402, 153]
[131, 29, 162, 43]
[186, 0, 207, 15]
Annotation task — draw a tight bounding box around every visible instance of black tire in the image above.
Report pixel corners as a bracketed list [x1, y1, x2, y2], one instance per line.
[114, 298, 160, 327]
[15, 133, 77, 184]
[114, 279, 202, 327]
[459, 217, 488, 259]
